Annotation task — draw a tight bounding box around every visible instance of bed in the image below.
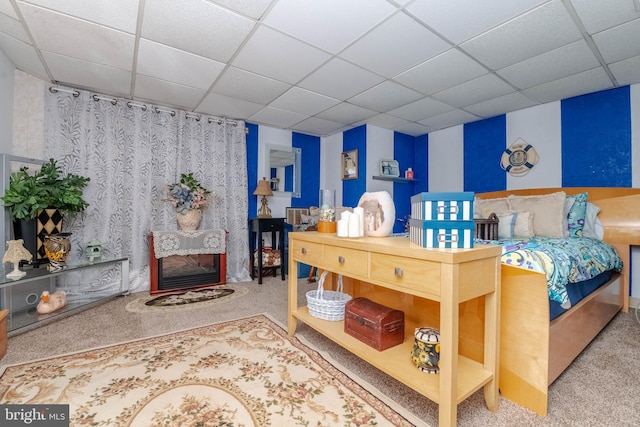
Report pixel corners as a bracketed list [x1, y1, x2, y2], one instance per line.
[461, 187, 640, 416]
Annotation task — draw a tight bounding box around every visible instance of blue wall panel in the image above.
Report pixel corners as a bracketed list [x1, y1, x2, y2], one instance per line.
[342, 125, 367, 207]
[393, 132, 416, 232]
[414, 134, 428, 195]
[561, 86, 631, 187]
[246, 122, 259, 218]
[292, 132, 320, 208]
[463, 115, 506, 193]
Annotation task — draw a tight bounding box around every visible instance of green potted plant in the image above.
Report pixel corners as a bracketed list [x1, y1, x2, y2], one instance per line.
[1, 158, 90, 264]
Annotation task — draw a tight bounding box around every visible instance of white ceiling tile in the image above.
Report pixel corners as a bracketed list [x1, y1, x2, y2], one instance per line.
[264, 0, 395, 54]
[0, 33, 48, 79]
[407, 0, 547, 44]
[497, 40, 600, 89]
[418, 109, 481, 130]
[609, 55, 640, 86]
[20, 3, 134, 70]
[298, 58, 384, 100]
[387, 97, 455, 121]
[270, 87, 340, 116]
[570, 0, 640, 34]
[340, 12, 450, 78]
[0, 13, 30, 43]
[461, 1, 582, 70]
[394, 49, 487, 95]
[211, 0, 274, 19]
[197, 92, 264, 118]
[232, 26, 331, 84]
[248, 106, 309, 128]
[394, 121, 433, 136]
[290, 117, 347, 136]
[522, 67, 613, 104]
[315, 102, 378, 124]
[431, 74, 515, 108]
[134, 74, 206, 109]
[363, 113, 411, 130]
[0, 2, 19, 19]
[43, 52, 131, 96]
[19, 0, 140, 33]
[465, 92, 538, 118]
[137, 39, 225, 91]
[349, 80, 423, 111]
[142, 0, 254, 62]
[212, 67, 290, 104]
[592, 19, 640, 63]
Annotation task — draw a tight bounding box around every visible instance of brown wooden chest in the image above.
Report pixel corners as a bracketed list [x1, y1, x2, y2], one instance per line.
[344, 297, 404, 351]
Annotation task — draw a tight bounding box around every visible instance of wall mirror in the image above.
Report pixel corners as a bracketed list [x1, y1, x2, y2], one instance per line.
[266, 144, 301, 198]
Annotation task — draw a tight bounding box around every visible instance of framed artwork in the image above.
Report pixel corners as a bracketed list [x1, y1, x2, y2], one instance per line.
[285, 207, 309, 225]
[379, 159, 399, 177]
[341, 149, 358, 180]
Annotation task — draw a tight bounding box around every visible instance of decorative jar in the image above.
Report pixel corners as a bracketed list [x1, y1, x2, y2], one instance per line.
[411, 327, 440, 374]
[43, 233, 72, 271]
[318, 189, 336, 233]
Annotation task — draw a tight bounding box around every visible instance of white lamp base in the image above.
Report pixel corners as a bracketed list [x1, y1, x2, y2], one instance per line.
[6, 265, 26, 278]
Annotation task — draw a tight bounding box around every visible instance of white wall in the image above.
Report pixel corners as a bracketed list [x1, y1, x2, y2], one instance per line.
[0, 50, 13, 154]
[321, 132, 343, 206]
[365, 125, 394, 195]
[428, 126, 464, 191]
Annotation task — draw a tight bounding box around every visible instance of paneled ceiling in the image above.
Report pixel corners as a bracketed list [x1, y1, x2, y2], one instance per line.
[1, 0, 639, 137]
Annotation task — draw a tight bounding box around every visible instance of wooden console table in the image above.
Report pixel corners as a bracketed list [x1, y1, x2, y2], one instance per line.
[287, 232, 502, 427]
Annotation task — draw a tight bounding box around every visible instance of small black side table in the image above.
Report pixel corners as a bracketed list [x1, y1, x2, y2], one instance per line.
[249, 217, 286, 284]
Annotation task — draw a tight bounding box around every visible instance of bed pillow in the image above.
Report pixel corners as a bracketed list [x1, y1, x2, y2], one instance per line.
[582, 202, 604, 239]
[507, 191, 566, 237]
[474, 197, 510, 218]
[497, 211, 534, 239]
[566, 192, 588, 237]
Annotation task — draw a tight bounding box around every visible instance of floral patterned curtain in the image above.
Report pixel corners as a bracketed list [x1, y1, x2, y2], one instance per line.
[44, 87, 252, 295]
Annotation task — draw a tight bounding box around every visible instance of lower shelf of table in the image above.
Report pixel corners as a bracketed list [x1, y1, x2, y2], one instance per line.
[292, 306, 493, 404]
[7, 291, 127, 336]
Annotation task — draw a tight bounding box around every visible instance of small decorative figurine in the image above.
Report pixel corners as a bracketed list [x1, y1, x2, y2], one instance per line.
[37, 290, 67, 314]
[2, 239, 33, 278]
[85, 239, 103, 262]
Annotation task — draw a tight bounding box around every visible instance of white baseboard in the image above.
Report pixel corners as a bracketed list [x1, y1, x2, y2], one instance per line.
[629, 296, 640, 312]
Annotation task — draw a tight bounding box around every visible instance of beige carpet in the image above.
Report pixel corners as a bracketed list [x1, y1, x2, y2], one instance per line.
[0, 314, 423, 426]
[2, 276, 640, 426]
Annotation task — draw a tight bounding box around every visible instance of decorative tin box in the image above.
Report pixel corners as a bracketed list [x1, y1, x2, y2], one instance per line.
[344, 297, 404, 351]
[411, 327, 440, 374]
[409, 218, 474, 249]
[410, 191, 474, 221]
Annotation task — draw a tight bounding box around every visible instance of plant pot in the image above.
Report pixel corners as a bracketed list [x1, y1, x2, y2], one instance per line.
[13, 209, 64, 266]
[176, 209, 202, 231]
[43, 233, 72, 271]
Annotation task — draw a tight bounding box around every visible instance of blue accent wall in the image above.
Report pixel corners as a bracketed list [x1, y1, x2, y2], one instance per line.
[463, 115, 506, 192]
[414, 134, 428, 195]
[342, 125, 367, 207]
[246, 122, 259, 217]
[393, 132, 416, 232]
[292, 132, 320, 208]
[561, 86, 631, 187]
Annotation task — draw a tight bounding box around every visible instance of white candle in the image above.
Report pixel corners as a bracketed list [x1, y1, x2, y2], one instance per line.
[353, 207, 364, 236]
[341, 210, 351, 221]
[337, 219, 349, 237]
[348, 214, 360, 237]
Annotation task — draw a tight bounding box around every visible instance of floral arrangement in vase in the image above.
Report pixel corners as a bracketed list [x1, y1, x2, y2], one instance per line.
[165, 173, 211, 231]
[166, 173, 211, 214]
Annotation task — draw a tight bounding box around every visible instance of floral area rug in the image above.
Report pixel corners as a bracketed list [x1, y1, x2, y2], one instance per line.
[124, 285, 249, 313]
[0, 314, 427, 426]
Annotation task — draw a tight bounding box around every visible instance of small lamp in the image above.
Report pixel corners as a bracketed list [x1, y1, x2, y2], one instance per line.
[3, 239, 33, 278]
[254, 177, 273, 218]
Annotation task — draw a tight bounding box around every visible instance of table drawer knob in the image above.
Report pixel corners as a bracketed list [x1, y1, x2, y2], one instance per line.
[338, 256, 345, 264]
[301, 247, 307, 254]
[395, 267, 403, 277]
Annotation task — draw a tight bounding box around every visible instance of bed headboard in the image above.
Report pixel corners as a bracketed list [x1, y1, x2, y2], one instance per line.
[475, 187, 640, 312]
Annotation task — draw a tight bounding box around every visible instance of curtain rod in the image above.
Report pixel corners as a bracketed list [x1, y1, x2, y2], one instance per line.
[48, 85, 243, 127]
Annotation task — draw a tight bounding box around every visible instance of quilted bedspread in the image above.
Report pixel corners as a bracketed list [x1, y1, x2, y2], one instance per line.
[475, 237, 622, 308]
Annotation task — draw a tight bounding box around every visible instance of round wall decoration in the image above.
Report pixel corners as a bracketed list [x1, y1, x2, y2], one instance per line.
[500, 138, 538, 176]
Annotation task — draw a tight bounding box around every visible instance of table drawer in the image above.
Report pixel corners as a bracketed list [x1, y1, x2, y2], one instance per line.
[253, 218, 284, 232]
[324, 246, 368, 278]
[370, 253, 441, 295]
[290, 240, 323, 265]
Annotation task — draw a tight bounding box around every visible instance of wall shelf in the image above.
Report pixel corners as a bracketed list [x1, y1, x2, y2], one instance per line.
[372, 175, 417, 183]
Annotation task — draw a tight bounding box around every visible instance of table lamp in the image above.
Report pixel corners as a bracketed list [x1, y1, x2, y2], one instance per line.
[254, 177, 273, 218]
[3, 239, 33, 278]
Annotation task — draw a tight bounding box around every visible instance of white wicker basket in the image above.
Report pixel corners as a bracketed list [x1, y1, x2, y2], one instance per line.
[306, 271, 352, 321]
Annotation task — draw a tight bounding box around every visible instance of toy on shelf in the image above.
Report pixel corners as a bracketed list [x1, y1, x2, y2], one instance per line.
[37, 290, 67, 314]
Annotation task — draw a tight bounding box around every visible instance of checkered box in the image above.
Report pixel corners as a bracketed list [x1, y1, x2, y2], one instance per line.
[410, 192, 474, 221]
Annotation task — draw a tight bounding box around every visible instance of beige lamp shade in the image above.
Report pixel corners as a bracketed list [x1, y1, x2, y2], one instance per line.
[254, 177, 273, 218]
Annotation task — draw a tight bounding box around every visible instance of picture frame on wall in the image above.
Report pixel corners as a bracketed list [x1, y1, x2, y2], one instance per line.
[341, 149, 358, 180]
[379, 159, 399, 177]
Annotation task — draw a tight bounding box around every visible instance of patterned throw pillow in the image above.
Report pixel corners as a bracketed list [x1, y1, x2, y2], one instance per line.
[566, 192, 588, 237]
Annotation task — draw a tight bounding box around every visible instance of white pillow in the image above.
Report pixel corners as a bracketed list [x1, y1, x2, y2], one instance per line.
[497, 211, 535, 239]
[582, 202, 604, 240]
[507, 192, 566, 238]
[474, 197, 510, 218]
